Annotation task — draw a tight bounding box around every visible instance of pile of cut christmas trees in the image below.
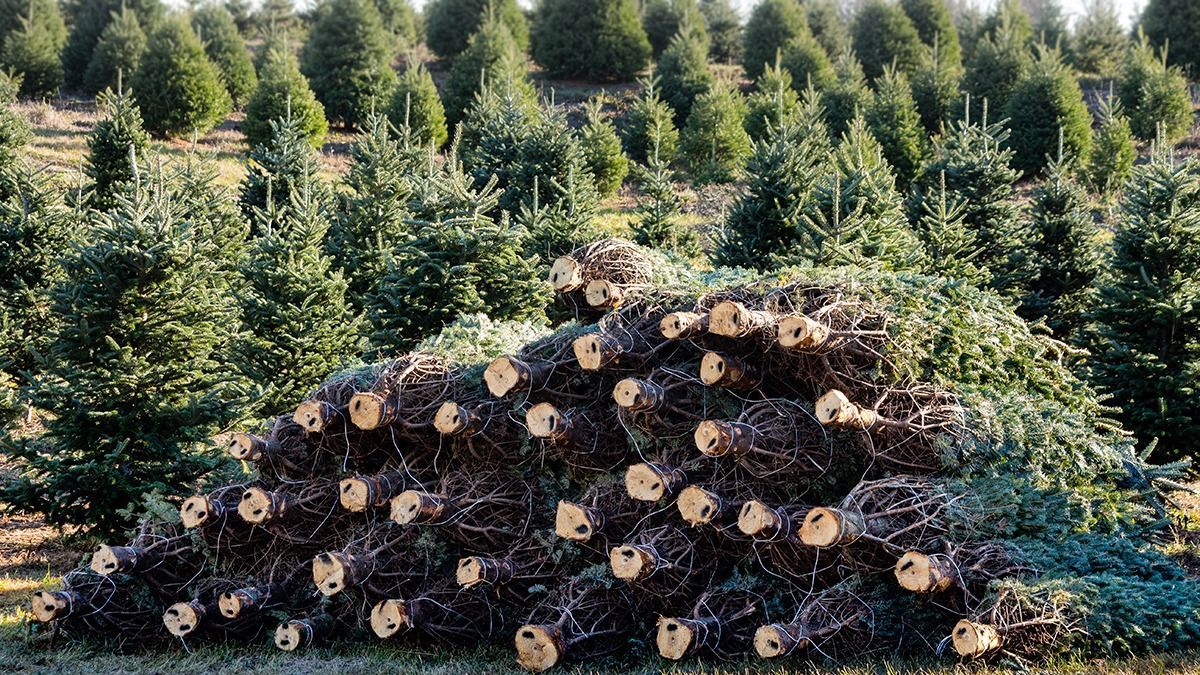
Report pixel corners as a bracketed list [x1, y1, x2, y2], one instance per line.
[31, 239, 1200, 670]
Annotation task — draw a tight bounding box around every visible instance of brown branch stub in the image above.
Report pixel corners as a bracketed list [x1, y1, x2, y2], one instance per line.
[699, 352, 759, 389]
[31, 590, 78, 622]
[554, 500, 604, 542]
[515, 624, 565, 672]
[709, 301, 776, 339]
[894, 551, 960, 594]
[548, 255, 584, 292]
[694, 420, 753, 458]
[293, 400, 339, 433]
[163, 600, 206, 637]
[660, 311, 708, 340]
[815, 390, 879, 430]
[952, 619, 1003, 658]
[799, 507, 865, 547]
[625, 462, 686, 502]
[776, 315, 833, 352]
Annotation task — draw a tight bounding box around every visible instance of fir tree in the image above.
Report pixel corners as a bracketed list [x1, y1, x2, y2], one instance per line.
[681, 81, 751, 184]
[84, 6, 146, 95]
[1031, 0, 1069, 50]
[366, 159, 549, 354]
[1085, 151, 1200, 461]
[654, 25, 713, 121]
[978, 0, 1033, 45]
[244, 41, 328, 150]
[0, 0, 64, 50]
[1117, 35, 1194, 143]
[167, 145, 248, 276]
[85, 86, 151, 212]
[532, 0, 650, 81]
[517, 169, 604, 261]
[225, 0, 253, 36]
[234, 165, 365, 416]
[865, 65, 927, 187]
[700, 0, 741, 64]
[1140, 0, 1200, 76]
[714, 90, 828, 270]
[852, 0, 924, 82]
[805, 0, 850, 58]
[385, 59, 448, 149]
[254, 0, 296, 37]
[632, 116, 696, 256]
[0, 72, 30, 179]
[911, 170, 989, 285]
[579, 98, 629, 199]
[1, 167, 245, 536]
[741, 0, 808, 81]
[240, 107, 330, 220]
[1018, 137, 1101, 338]
[743, 55, 800, 142]
[962, 19, 1031, 122]
[373, 0, 419, 48]
[62, 0, 161, 90]
[443, 13, 534, 128]
[779, 26, 836, 92]
[910, 38, 962, 136]
[1086, 91, 1137, 196]
[424, 0, 528, 59]
[1070, 0, 1125, 77]
[900, 0, 962, 66]
[301, 0, 397, 129]
[192, 3, 256, 109]
[1003, 45, 1092, 177]
[821, 49, 872, 140]
[1, 13, 63, 99]
[133, 17, 231, 138]
[643, 0, 705, 57]
[778, 115, 921, 271]
[623, 77, 679, 164]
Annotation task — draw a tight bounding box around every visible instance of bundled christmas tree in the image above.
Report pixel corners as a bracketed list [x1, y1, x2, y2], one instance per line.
[301, 0, 396, 129]
[84, 86, 151, 212]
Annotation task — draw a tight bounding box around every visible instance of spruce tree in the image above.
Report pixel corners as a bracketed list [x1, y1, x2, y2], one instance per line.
[741, 0, 808, 81]
[85, 87, 151, 212]
[681, 81, 751, 184]
[978, 0, 1033, 45]
[623, 77, 679, 164]
[1034, 0, 1069, 50]
[1070, 0, 1125, 77]
[714, 89, 828, 270]
[254, 0, 296, 37]
[167, 145, 248, 276]
[900, 0, 962, 66]
[133, 17, 231, 138]
[1117, 36, 1194, 143]
[532, 0, 651, 81]
[62, 0, 161, 91]
[234, 161, 365, 416]
[865, 65, 927, 187]
[744, 56, 800, 142]
[518, 169, 604, 262]
[0, 73, 29, 183]
[84, 7, 146, 95]
[1085, 151, 1200, 461]
[244, 41, 328, 150]
[366, 159, 549, 354]
[424, 0, 528, 60]
[240, 107, 330, 219]
[700, 0, 741, 64]
[1, 13, 63, 99]
[779, 27, 836, 92]
[225, 0, 253, 36]
[0, 0, 64, 50]
[911, 170, 990, 285]
[1, 167, 244, 536]
[443, 13, 534, 128]
[1003, 45, 1092, 177]
[1140, 0, 1200, 76]
[962, 19, 1030, 122]
[852, 0, 924, 81]
[820, 49, 872, 140]
[643, 0, 705, 57]
[579, 98, 629, 199]
[385, 59, 448, 149]
[779, 115, 921, 271]
[373, 0, 419, 49]
[301, 0, 397, 129]
[1018, 137, 1100, 338]
[805, 0, 850, 58]
[632, 115, 696, 256]
[910, 39, 962, 135]
[1086, 92, 1137, 196]
[654, 26, 713, 121]
[192, 3, 256, 109]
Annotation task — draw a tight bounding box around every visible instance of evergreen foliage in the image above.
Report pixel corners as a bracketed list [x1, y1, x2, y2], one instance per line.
[654, 26, 713, 121]
[779, 26, 836, 92]
[910, 40, 962, 135]
[1117, 36, 1194, 143]
[192, 3, 256, 109]
[1, 170, 244, 536]
[1031, 0, 1069, 51]
[84, 6, 146, 95]
[743, 56, 800, 142]
[62, 0, 160, 91]
[532, 0, 651, 82]
[1018, 141, 1100, 338]
[373, 0, 419, 48]
[132, 16, 231, 138]
[386, 59, 448, 148]
[424, 0, 528, 60]
[1070, 0, 1125, 77]
[642, 0, 705, 57]
[865, 65, 927, 187]
[820, 50, 872, 140]
[243, 42, 328, 150]
[851, 0, 924, 82]
[622, 77, 679, 164]
[681, 81, 751, 184]
[1, 13, 63, 99]
[240, 108, 330, 219]
[301, 0, 397, 129]
[443, 13, 534, 128]
[365, 159, 549, 354]
[1086, 92, 1137, 196]
[804, 0, 850, 58]
[224, 0, 253, 36]
[632, 117, 695, 256]
[910, 170, 989, 285]
[962, 20, 1031, 122]
[579, 98, 629, 199]
[714, 90, 828, 269]
[699, 0, 741, 64]
[979, 0, 1033, 45]
[1140, 0, 1200, 76]
[85, 87, 151, 212]
[1003, 46, 1092, 177]
[900, 0, 961, 66]
[741, 0, 808, 81]
[1085, 152, 1200, 461]
[0, 0, 64, 50]
[0, 74, 29, 178]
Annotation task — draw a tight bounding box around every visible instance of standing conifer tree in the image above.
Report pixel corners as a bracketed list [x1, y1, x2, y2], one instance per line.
[1140, 0, 1200, 76]
[1070, 0, 1125, 77]
[780, 26, 837, 93]
[632, 108, 695, 255]
[910, 39, 962, 135]
[443, 13, 534, 128]
[84, 86, 151, 212]
[744, 56, 801, 141]
[1004, 45, 1092, 177]
[911, 170, 989, 285]
[84, 7, 146, 95]
[243, 41, 328, 150]
[424, 0, 528, 59]
[193, 3, 256, 109]
[643, 0, 706, 57]
[805, 0, 849, 57]
[240, 105, 330, 219]
[700, 0, 741, 64]
[301, 0, 397, 129]
[532, 0, 651, 81]
[962, 18, 1030, 121]
[1085, 151, 1200, 461]
[682, 81, 751, 183]
[386, 59, 448, 149]
[900, 0, 961, 66]
[133, 16, 231, 137]
[1, 166, 245, 536]
[852, 0, 924, 81]
[1117, 35, 1194, 143]
[1086, 92, 1137, 196]
[741, 0, 808, 81]
[865, 65, 927, 187]
[623, 77, 679, 163]
[1, 11, 63, 99]
[654, 26, 713, 121]
[579, 98, 629, 199]
[821, 50, 872, 140]
[62, 0, 160, 90]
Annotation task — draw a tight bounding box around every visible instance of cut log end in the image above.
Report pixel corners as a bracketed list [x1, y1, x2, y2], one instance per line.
[799, 507, 861, 547]
[656, 617, 696, 661]
[434, 401, 471, 436]
[238, 487, 277, 525]
[894, 551, 957, 594]
[180, 495, 214, 529]
[274, 620, 307, 652]
[737, 500, 781, 537]
[612, 378, 659, 412]
[312, 552, 351, 596]
[348, 392, 387, 430]
[699, 351, 755, 389]
[227, 432, 259, 461]
[952, 619, 1002, 659]
[572, 334, 606, 371]
[370, 599, 408, 639]
[554, 501, 600, 541]
[515, 624, 561, 673]
[484, 356, 525, 398]
[624, 463, 672, 502]
[815, 390, 876, 429]
[694, 420, 732, 457]
[659, 311, 705, 340]
[584, 279, 622, 308]
[390, 490, 427, 525]
[293, 400, 329, 432]
[218, 591, 246, 619]
[31, 591, 73, 622]
[777, 315, 831, 351]
[677, 485, 722, 525]
[338, 477, 371, 512]
[754, 624, 805, 659]
[90, 544, 131, 576]
[548, 256, 582, 292]
[709, 300, 747, 337]
[163, 601, 204, 637]
[609, 544, 654, 581]
[456, 557, 485, 587]
[526, 402, 566, 439]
